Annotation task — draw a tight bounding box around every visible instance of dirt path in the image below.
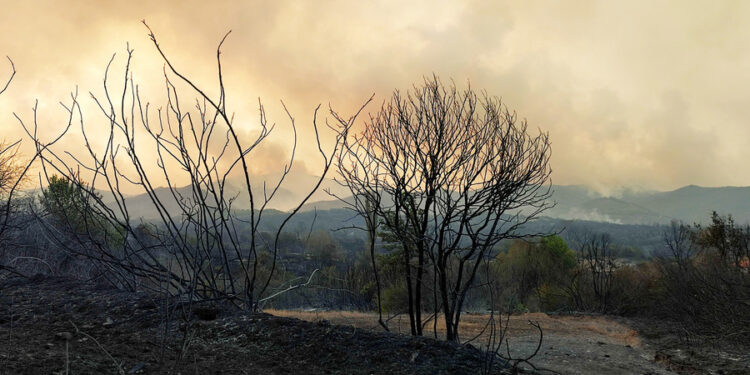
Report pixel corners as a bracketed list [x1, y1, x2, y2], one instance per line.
[492, 313, 672, 375]
[499, 314, 671, 375]
[268, 310, 676, 375]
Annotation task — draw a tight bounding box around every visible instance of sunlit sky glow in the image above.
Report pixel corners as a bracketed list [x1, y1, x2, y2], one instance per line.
[1, 0, 749, 195]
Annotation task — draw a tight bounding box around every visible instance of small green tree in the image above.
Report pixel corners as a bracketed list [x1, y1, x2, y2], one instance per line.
[493, 235, 576, 311]
[42, 175, 123, 247]
[305, 230, 342, 268]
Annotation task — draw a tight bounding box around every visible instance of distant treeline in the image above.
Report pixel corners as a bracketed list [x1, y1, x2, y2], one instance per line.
[238, 208, 667, 256]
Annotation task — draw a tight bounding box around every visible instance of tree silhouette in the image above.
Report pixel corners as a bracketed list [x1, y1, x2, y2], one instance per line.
[335, 75, 553, 341]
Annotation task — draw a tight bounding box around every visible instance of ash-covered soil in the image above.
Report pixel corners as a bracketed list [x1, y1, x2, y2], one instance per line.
[0, 276, 511, 375]
[1, 275, 747, 375]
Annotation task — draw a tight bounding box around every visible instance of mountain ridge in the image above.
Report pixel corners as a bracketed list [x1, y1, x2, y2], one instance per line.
[300, 184, 750, 225]
[25, 180, 750, 225]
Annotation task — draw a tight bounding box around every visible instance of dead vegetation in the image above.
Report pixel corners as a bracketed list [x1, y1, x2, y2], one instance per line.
[1, 17, 750, 375]
[0, 275, 515, 375]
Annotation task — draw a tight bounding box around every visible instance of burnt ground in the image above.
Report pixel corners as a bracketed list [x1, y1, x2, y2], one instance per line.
[0, 276, 515, 375]
[627, 318, 750, 375]
[0, 276, 747, 375]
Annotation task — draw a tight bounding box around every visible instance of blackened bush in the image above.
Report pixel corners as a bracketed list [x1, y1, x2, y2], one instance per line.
[655, 215, 750, 342]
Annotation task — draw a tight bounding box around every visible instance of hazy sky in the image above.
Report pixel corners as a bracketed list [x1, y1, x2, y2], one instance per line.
[1, 0, 749, 194]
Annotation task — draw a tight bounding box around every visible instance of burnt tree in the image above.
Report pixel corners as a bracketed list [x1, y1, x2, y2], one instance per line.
[336, 76, 552, 341]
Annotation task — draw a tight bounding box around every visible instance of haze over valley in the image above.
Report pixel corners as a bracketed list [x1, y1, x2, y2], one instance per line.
[1, 2, 749, 374]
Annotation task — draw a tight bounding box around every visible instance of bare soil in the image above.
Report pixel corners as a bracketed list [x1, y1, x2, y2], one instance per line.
[269, 309, 672, 375]
[269, 310, 750, 375]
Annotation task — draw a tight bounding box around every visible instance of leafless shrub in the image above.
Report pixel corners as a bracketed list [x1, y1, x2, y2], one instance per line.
[566, 231, 617, 313]
[15, 24, 365, 311]
[656, 214, 750, 342]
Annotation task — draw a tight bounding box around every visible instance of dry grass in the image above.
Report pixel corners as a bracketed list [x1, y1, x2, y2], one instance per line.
[265, 309, 641, 347]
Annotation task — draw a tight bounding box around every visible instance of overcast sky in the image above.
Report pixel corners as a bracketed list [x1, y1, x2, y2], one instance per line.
[1, 0, 748, 194]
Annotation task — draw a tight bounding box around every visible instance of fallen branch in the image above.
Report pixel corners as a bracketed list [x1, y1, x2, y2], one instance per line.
[257, 269, 319, 310]
[8, 256, 54, 275]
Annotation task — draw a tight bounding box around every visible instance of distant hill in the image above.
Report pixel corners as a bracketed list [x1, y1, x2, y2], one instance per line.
[27, 178, 750, 225]
[546, 194, 667, 224]
[252, 209, 668, 255]
[299, 197, 353, 212]
[92, 172, 351, 219]
[547, 184, 750, 225]
[628, 185, 750, 224]
[23, 181, 702, 254]
[579, 197, 666, 223]
[100, 185, 196, 220]
[300, 184, 750, 225]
